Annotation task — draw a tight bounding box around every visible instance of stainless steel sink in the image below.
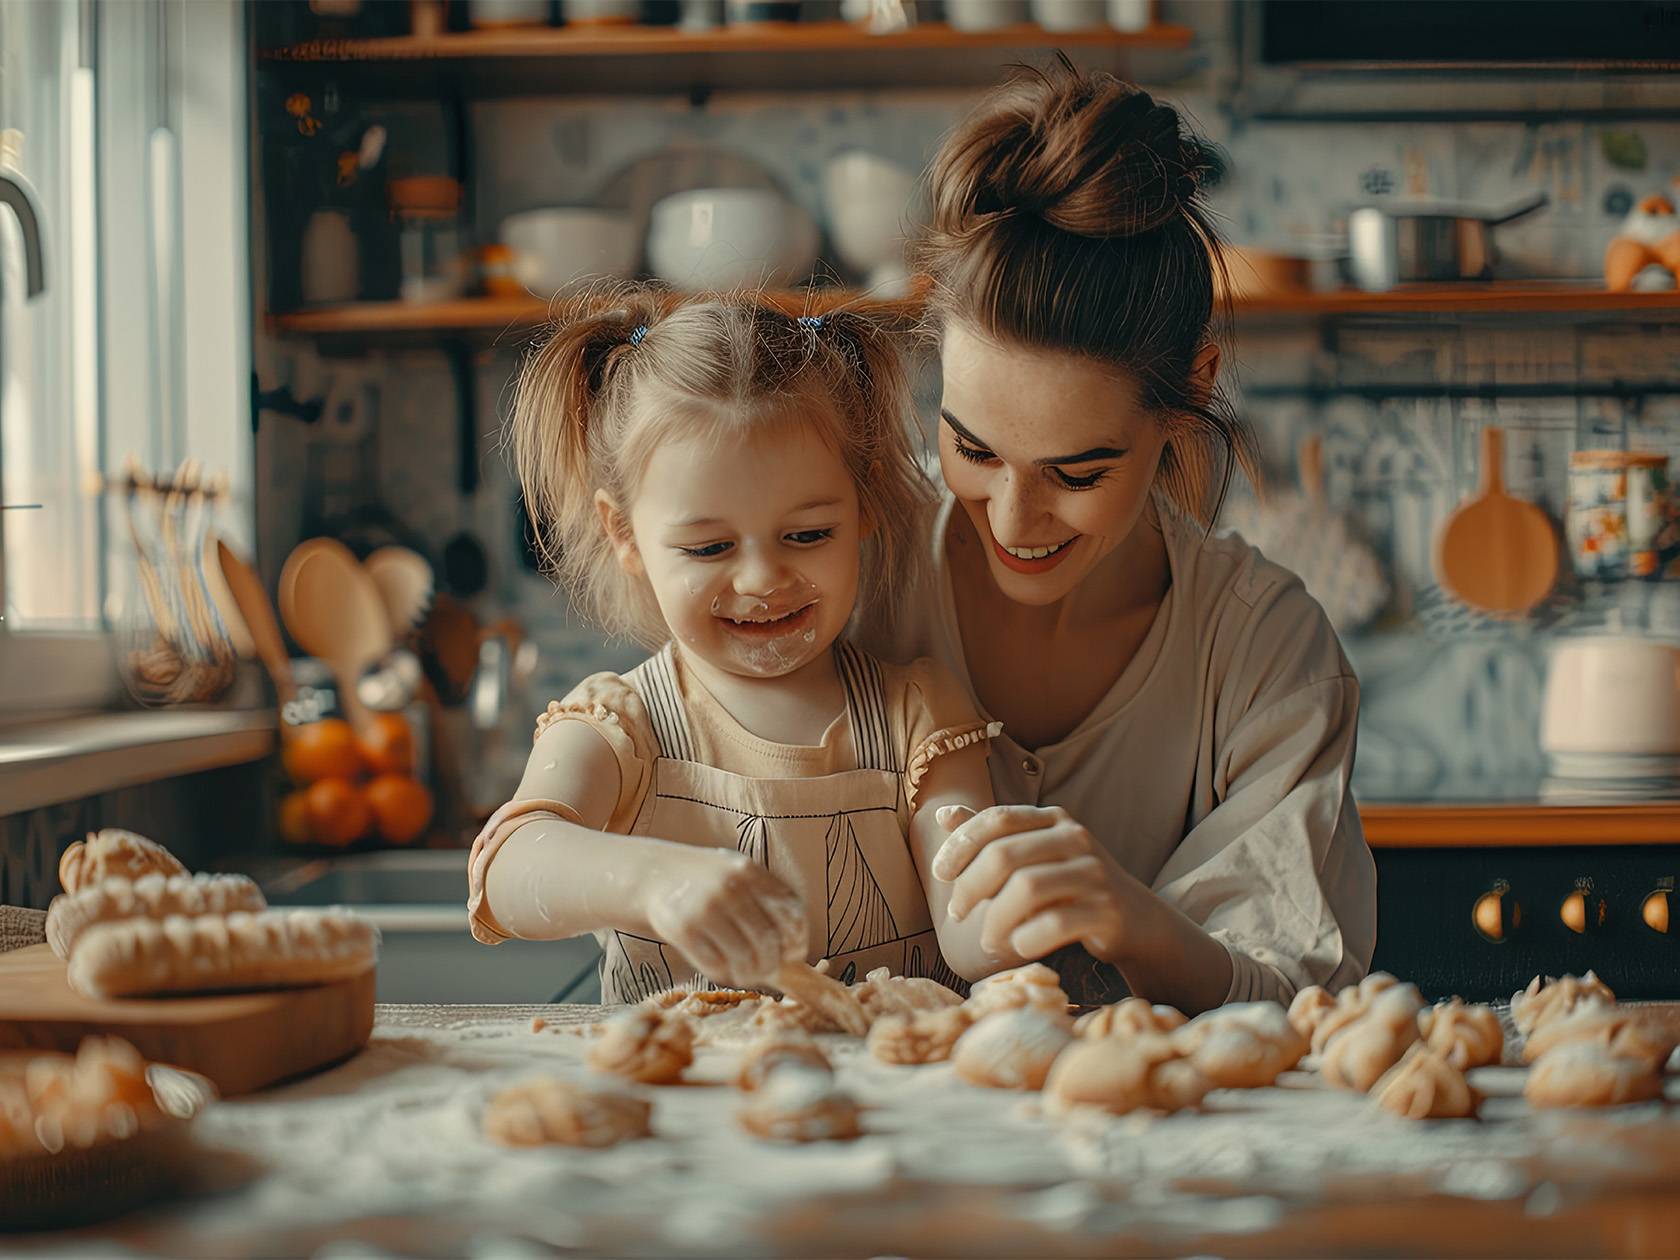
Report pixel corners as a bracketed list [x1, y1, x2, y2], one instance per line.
[258, 850, 470, 907]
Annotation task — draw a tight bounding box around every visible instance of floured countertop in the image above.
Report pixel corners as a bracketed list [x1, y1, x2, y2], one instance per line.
[15, 1002, 1680, 1259]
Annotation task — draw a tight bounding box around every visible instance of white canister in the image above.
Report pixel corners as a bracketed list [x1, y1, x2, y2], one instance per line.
[1031, 0, 1106, 31]
[945, 0, 1028, 31]
[1541, 634, 1680, 764]
[300, 210, 359, 305]
[1107, 0, 1150, 29]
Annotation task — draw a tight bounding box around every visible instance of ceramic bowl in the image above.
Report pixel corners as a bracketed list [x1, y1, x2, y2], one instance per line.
[823, 150, 921, 295]
[646, 187, 819, 290]
[500, 208, 639, 294]
[945, 0, 1028, 30]
[1030, 0, 1106, 31]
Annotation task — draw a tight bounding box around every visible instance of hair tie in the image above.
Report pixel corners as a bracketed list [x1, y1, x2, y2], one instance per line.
[628, 325, 648, 346]
[797, 315, 824, 332]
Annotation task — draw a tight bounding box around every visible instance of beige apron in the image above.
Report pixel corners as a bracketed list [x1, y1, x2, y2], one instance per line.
[598, 642, 960, 1005]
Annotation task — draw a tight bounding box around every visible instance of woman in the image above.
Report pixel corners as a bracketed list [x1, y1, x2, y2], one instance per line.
[867, 65, 1376, 1014]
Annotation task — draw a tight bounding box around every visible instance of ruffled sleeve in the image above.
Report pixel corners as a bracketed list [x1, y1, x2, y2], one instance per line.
[530, 672, 660, 835]
[891, 657, 1002, 814]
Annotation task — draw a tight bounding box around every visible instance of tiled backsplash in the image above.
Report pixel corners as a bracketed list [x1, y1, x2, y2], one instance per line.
[253, 3, 1680, 805]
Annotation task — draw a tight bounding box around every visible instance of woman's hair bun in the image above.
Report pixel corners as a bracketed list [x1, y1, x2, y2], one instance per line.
[939, 64, 1218, 240]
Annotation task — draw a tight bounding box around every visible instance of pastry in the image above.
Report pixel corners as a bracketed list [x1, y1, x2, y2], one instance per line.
[737, 1065, 862, 1142]
[867, 1006, 974, 1065]
[1319, 986, 1424, 1093]
[736, 1034, 832, 1091]
[964, 963, 1071, 1024]
[57, 830, 186, 895]
[773, 962, 870, 1037]
[1418, 999, 1504, 1071]
[1373, 1045, 1479, 1120]
[1286, 985, 1336, 1042]
[1510, 972, 1615, 1037]
[46, 872, 266, 961]
[1043, 1033, 1210, 1116]
[587, 1008, 695, 1084]
[647, 987, 766, 1019]
[850, 967, 963, 1021]
[1173, 1001, 1306, 1089]
[1519, 1000, 1675, 1069]
[1310, 972, 1408, 1055]
[1074, 998, 1186, 1040]
[66, 909, 377, 1000]
[952, 1008, 1072, 1091]
[1525, 1041, 1663, 1109]
[0, 1038, 164, 1156]
[482, 1079, 651, 1148]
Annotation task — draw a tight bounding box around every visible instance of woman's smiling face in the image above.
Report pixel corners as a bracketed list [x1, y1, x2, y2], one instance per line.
[937, 321, 1170, 608]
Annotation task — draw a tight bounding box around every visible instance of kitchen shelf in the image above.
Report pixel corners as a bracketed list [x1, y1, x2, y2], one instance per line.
[272, 282, 1680, 346]
[1360, 801, 1680, 848]
[270, 286, 929, 345]
[257, 21, 1194, 96]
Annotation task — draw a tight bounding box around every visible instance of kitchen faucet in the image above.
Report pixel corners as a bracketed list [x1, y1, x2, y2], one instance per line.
[0, 169, 46, 298]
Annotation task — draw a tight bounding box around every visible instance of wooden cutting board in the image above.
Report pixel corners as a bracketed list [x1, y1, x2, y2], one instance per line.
[1434, 425, 1559, 616]
[0, 944, 374, 1097]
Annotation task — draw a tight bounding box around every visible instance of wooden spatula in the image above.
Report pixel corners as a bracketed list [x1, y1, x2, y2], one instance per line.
[1434, 426, 1558, 617]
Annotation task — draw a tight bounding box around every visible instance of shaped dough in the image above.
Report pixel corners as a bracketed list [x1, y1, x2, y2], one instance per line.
[850, 967, 963, 1021]
[66, 909, 376, 999]
[1418, 999, 1504, 1071]
[737, 1066, 862, 1142]
[964, 964, 1071, 1025]
[482, 1079, 651, 1148]
[1287, 985, 1336, 1042]
[952, 1008, 1072, 1091]
[773, 962, 870, 1037]
[1525, 1041, 1663, 1109]
[647, 987, 765, 1019]
[1320, 986, 1424, 1092]
[868, 1006, 974, 1066]
[1519, 1000, 1675, 1068]
[587, 1009, 695, 1085]
[1510, 972, 1615, 1036]
[736, 1034, 832, 1091]
[46, 873, 266, 961]
[1173, 1001, 1306, 1089]
[1044, 1033, 1210, 1116]
[57, 830, 186, 895]
[0, 1037, 165, 1156]
[1310, 973, 1410, 1055]
[1373, 1045, 1479, 1119]
[1074, 998, 1186, 1040]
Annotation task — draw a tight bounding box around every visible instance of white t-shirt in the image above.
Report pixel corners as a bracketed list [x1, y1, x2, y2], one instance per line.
[864, 489, 1378, 1004]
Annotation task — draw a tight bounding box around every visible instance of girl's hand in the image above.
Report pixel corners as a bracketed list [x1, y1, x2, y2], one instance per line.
[642, 848, 808, 988]
[932, 804, 1138, 964]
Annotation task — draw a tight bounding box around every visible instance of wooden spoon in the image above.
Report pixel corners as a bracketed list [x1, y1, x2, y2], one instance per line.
[1434, 426, 1558, 617]
[215, 539, 295, 707]
[278, 538, 391, 732]
[364, 546, 434, 638]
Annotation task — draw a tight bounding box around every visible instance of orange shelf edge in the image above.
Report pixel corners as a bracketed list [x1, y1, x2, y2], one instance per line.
[1360, 801, 1680, 849]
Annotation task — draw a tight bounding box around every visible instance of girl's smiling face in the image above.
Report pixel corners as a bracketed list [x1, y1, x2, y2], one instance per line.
[937, 321, 1171, 608]
[601, 417, 863, 679]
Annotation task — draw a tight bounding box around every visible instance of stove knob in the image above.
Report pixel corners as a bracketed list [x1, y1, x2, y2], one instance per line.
[1473, 886, 1519, 943]
[1643, 889, 1670, 935]
[1560, 890, 1602, 934]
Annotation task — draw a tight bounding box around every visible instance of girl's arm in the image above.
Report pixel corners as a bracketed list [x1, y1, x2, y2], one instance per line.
[477, 720, 805, 985]
[904, 743, 1019, 983]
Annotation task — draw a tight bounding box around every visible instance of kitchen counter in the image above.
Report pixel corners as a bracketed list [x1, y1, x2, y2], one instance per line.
[18, 1002, 1680, 1259]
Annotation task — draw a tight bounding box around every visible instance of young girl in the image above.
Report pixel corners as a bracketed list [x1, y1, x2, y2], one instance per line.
[466, 289, 1002, 1004]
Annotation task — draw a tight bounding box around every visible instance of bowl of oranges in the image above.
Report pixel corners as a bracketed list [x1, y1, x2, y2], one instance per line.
[278, 713, 435, 849]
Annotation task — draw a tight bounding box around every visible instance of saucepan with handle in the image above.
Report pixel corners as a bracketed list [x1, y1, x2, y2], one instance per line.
[1345, 191, 1550, 291]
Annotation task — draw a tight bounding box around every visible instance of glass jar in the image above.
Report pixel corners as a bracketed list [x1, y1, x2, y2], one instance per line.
[388, 175, 464, 304]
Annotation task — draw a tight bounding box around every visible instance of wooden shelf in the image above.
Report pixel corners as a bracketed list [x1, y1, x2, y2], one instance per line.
[1360, 801, 1680, 848]
[271, 282, 1680, 345]
[256, 21, 1193, 95]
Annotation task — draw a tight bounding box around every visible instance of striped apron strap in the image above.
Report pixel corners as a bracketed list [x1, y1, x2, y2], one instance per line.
[834, 642, 899, 773]
[629, 642, 695, 763]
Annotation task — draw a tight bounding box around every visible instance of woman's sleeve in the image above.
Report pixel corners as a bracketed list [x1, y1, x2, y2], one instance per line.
[1149, 601, 1377, 1005]
[896, 658, 1002, 815]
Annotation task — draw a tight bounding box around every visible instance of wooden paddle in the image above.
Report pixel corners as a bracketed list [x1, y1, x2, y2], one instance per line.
[1434, 426, 1558, 617]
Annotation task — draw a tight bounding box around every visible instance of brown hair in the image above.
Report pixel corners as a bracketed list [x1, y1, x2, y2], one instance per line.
[916, 61, 1258, 524]
[508, 284, 935, 647]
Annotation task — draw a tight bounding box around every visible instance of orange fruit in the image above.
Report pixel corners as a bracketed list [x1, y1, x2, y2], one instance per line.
[305, 776, 373, 848]
[283, 718, 364, 784]
[363, 774, 433, 846]
[278, 790, 314, 846]
[357, 712, 414, 776]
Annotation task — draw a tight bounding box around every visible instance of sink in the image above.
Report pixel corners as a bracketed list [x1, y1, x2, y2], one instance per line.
[233, 849, 602, 1005]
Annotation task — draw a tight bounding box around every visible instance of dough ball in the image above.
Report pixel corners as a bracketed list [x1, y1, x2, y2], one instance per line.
[1044, 1033, 1210, 1116]
[1319, 986, 1424, 1093]
[952, 1008, 1073, 1091]
[1525, 1041, 1663, 1110]
[1510, 972, 1615, 1037]
[868, 1006, 974, 1066]
[736, 1034, 832, 1091]
[1286, 985, 1336, 1042]
[1074, 998, 1186, 1040]
[1520, 1001, 1674, 1069]
[587, 1008, 695, 1085]
[1373, 1045, 1479, 1119]
[1418, 999, 1504, 1071]
[483, 1078, 651, 1148]
[737, 1066, 862, 1143]
[963, 964, 1071, 1025]
[1173, 1001, 1306, 1089]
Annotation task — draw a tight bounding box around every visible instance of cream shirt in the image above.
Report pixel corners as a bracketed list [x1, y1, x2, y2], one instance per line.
[864, 490, 1378, 1004]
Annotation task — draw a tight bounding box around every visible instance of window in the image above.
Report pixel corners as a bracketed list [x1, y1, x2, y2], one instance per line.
[0, 0, 250, 713]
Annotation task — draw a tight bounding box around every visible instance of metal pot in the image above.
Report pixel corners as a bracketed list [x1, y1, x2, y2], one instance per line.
[1345, 191, 1549, 292]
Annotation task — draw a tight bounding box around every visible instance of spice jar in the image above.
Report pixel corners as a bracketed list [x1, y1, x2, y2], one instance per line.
[1566, 450, 1673, 580]
[389, 175, 464, 304]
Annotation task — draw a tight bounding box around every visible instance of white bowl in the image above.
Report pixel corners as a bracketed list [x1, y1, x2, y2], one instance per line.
[500, 208, 638, 295]
[646, 188, 820, 291]
[946, 0, 1028, 30]
[1030, 0, 1106, 31]
[823, 150, 921, 295]
[1541, 634, 1680, 761]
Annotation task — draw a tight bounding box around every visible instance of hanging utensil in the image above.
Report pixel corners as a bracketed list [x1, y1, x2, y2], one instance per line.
[1434, 425, 1559, 618]
[278, 538, 392, 732]
[364, 546, 434, 637]
[215, 538, 297, 708]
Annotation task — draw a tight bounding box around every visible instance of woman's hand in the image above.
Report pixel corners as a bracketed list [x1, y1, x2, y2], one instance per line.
[931, 804, 1139, 964]
[642, 848, 808, 988]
